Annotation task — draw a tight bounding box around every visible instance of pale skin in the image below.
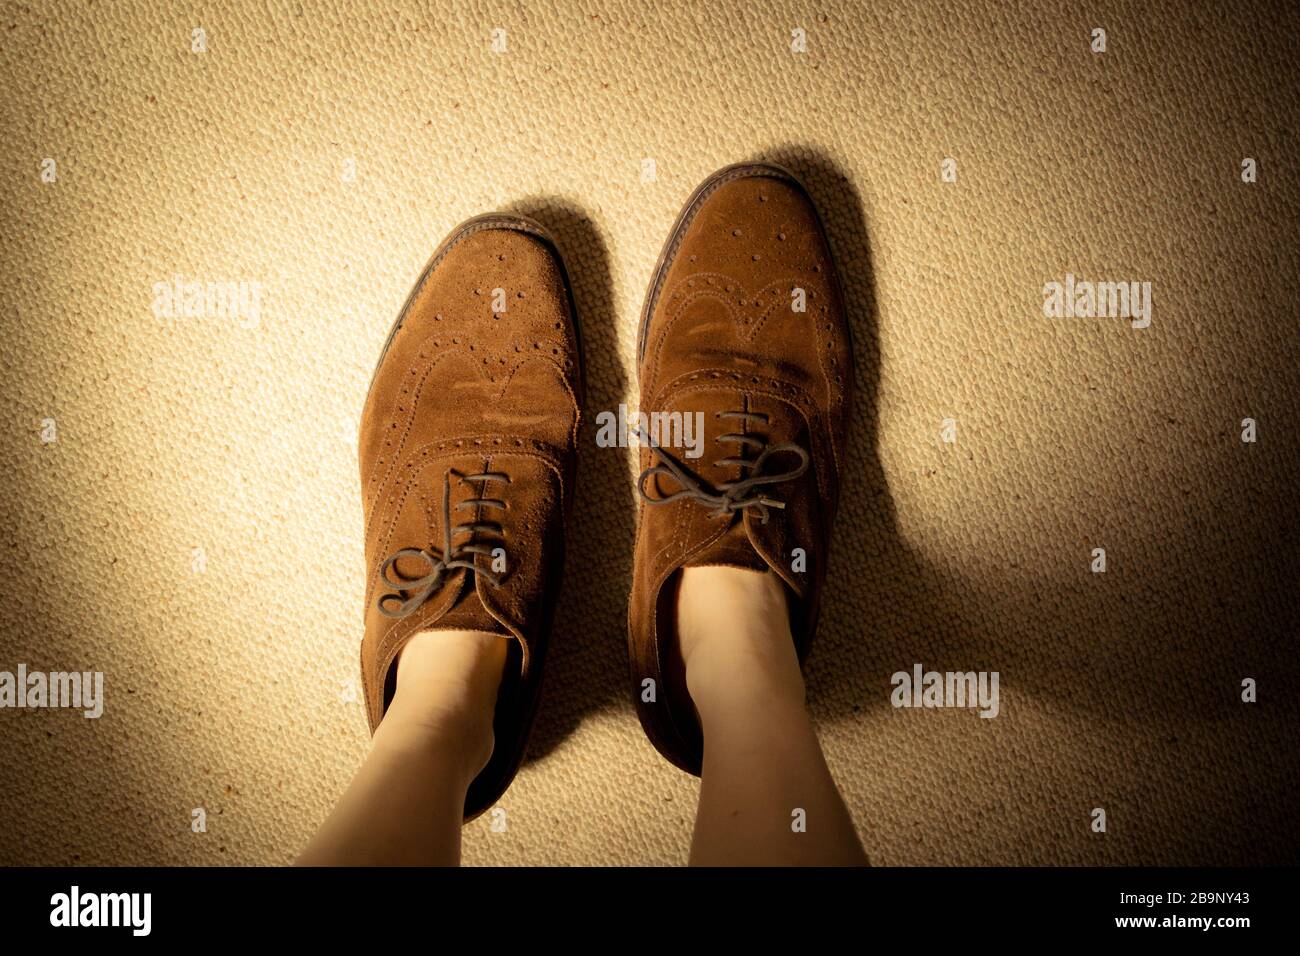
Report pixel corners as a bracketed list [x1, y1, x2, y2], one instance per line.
[297, 566, 867, 866]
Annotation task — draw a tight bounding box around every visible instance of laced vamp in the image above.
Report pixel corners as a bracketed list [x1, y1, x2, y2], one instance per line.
[636, 410, 809, 523]
[376, 469, 510, 618]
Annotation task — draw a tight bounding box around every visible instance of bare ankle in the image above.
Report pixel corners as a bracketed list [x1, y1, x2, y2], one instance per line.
[676, 566, 805, 709]
[378, 630, 508, 781]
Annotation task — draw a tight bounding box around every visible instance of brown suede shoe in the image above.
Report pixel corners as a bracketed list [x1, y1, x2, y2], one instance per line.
[629, 163, 853, 774]
[359, 214, 582, 819]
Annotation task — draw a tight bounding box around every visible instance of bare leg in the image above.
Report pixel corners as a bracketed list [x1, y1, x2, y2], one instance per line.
[679, 566, 868, 866]
[296, 630, 506, 866]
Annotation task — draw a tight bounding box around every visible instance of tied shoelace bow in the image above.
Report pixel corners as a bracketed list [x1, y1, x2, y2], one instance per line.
[636, 410, 809, 523]
[377, 470, 510, 619]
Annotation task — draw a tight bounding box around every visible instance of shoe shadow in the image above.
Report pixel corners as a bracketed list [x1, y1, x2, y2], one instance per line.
[502, 197, 633, 764]
[752, 146, 906, 720]
[755, 145, 1296, 743]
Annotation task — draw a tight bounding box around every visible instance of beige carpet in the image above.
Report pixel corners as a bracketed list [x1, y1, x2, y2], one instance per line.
[1, 0, 1296, 866]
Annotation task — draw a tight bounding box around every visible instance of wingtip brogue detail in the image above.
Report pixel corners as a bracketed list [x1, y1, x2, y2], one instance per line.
[359, 214, 581, 819]
[628, 164, 853, 774]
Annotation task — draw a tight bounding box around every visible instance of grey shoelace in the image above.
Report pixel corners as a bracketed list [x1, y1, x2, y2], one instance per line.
[636, 410, 809, 523]
[376, 470, 510, 618]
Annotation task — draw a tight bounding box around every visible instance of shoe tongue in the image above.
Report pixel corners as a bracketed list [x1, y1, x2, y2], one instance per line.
[684, 517, 770, 572]
[656, 388, 774, 574]
[428, 572, 509, 635]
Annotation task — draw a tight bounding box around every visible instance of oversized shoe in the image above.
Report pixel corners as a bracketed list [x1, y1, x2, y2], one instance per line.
[359, 214, 583, 818]
[628, 164, 854, 774]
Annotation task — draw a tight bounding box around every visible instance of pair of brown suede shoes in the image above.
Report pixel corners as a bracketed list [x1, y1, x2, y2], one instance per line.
[358, 163, 853, 819]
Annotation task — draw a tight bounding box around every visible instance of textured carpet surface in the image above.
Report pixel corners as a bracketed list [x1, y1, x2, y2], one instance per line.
[1, 0, 1296, 866]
